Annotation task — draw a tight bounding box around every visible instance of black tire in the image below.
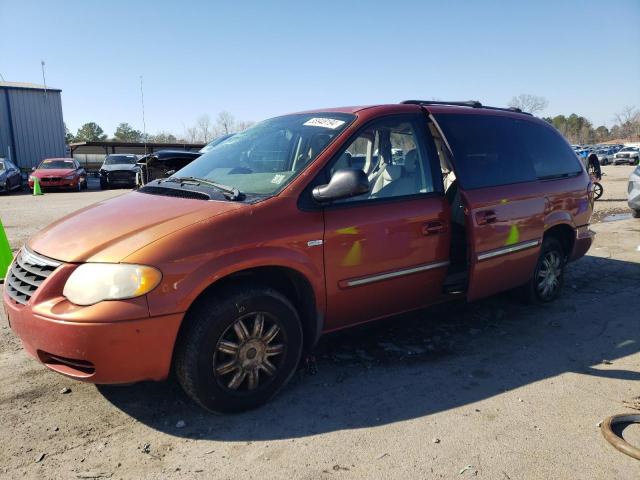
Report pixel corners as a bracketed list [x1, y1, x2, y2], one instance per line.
[100, 181, 108, 190]
[633, 209, 640, 219]
[521, 236, 565, 304]
[174, 286, 303, 413]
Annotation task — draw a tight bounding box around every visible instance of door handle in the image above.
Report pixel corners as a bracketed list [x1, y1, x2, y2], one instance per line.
[475, 210, 497, 225]
[422, 221, 446, 235]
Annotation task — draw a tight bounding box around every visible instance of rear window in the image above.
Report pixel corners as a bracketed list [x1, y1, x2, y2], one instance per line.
[515, 120, 582, 179]
[434, 114, 536, 189]
[435, 114, 582, 189]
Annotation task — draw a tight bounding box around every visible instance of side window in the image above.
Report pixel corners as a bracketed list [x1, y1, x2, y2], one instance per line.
[434, 114, 536, 189]
[329, 117, 434, 203]
[515, 121, 583, 179]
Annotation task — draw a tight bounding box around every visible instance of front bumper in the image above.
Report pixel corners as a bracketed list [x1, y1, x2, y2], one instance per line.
[28, 178, 79, 189]
[99, 171, 137, 187]
[2, 259, 184, 384]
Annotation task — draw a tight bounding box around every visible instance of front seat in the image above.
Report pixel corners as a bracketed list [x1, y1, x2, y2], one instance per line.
[371, 150, 420, 198]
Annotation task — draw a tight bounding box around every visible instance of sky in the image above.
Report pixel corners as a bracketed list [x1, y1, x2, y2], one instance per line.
[2, 0, 639, 137]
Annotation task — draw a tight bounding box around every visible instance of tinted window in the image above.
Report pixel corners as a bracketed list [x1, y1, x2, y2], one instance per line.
[435, 114, 536, 189]
[515, 120, 582, 179]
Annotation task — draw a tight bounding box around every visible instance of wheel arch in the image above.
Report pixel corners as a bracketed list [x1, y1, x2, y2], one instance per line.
[176, 265, 323, 356]
[544, 222, 575, 259]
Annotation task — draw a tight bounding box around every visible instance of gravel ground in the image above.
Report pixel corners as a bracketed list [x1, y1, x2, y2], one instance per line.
[1, 169, 639, 479]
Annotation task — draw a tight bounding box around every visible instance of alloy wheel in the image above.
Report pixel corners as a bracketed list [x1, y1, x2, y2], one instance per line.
[213, 312, 285, 392]
[536, 251, 562, 300]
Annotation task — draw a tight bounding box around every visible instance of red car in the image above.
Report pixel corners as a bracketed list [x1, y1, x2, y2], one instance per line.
[28, 158, 88, 191]
[4, 101, 594, 413]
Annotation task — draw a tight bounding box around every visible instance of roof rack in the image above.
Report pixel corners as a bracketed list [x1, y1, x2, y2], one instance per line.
[400, 100, 532, 116]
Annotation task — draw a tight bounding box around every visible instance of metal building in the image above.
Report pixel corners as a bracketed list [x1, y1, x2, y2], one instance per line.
[0, 82, 66, 170]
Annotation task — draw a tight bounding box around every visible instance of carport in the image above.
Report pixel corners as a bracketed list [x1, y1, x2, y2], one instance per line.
[69, 141, 204, 171]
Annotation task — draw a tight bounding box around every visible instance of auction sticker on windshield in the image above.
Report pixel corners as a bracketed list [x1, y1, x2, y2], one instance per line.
[303, 118, 346, 129]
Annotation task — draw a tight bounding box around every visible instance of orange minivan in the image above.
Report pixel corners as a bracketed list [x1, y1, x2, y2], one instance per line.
[3, 101, 595, 412]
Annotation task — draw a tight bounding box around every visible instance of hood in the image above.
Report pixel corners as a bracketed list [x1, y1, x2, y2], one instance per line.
[29, 191, 244, 263]
[33, 168, 75, 177]
[100, 164, 139, 172]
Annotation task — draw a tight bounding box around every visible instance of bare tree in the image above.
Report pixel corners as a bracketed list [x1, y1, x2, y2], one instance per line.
[613, 106, 640, 139]
[216, 111, 236, 135]
[185, 126, 200, 143]
[508, 94, 549, 115]
[196, 114, 213, 142]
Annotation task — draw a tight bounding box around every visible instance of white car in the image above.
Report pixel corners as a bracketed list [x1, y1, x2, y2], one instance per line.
[595, 149, 614, 165]
[613, 146, 640, 165]
[629, 165, 640, 218]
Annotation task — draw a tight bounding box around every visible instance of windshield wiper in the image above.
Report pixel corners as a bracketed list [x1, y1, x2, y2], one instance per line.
[164, 176, 244, 200]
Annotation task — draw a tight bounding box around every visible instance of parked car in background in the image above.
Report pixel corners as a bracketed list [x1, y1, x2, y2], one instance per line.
[99, 154, 140, 189]
[28, 158, 87, 191]
[137, 150, 201, 185]
[4, 100, 594, 413]
[628, 165, 640, 218]
[613, 147, 640, 165]
[0, 158, 23, 193]
[595, 148, 614, 165]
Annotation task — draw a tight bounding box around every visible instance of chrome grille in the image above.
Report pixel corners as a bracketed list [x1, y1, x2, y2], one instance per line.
[5, 247, 61, 305]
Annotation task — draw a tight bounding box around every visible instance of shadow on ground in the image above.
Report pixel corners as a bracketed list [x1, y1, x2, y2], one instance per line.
[98, 255, 640, 441]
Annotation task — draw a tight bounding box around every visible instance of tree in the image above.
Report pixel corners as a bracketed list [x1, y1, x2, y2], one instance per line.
[196, 115, 214, 142]
[216, 111, 235, 135]
[113, 122, 142, 142]
[149, 131, 178, 143]
[613, 106, 640, 139]
[508, 94, 549, 115]
[594, 126, 610, 143]
[75, 122, 107, 142]
[64, 123, 75, 144]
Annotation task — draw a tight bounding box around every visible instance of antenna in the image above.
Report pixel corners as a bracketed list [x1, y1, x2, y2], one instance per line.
[139, 75, 147, 155]
[41, 61, 47, 98]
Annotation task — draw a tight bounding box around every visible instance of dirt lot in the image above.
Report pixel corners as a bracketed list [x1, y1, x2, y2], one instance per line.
[1, 169, 639, 479]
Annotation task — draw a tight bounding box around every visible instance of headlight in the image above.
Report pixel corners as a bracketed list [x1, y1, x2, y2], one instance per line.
[64, 174, 75, 180]
[29, 176, 36, 181]
[63, 263, 162, 306]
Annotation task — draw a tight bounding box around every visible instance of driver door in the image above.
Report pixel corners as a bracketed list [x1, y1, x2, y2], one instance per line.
[321, 115, 450, 331]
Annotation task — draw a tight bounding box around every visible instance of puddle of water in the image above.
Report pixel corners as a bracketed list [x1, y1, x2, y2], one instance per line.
[603, 213, 633, 222]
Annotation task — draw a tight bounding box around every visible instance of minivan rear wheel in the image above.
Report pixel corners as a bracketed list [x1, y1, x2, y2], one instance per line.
[522, 237, 565, 304]
[174, 286, 303, 413]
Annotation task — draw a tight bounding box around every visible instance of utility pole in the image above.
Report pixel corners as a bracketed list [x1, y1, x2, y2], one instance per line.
[41, 61, 47, 98]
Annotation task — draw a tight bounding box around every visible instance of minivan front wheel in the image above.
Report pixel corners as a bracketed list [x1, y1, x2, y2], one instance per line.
[175, 286, 303, 413]
[522, 237, 565, 303]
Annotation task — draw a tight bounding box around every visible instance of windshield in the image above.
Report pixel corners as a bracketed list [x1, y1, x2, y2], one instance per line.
[199, 134, 234, 154]
[39, 160, 75, 169]
[620, 147, 637, 152]
[104, 155, 138, 165]
[173, 112, 355, 195]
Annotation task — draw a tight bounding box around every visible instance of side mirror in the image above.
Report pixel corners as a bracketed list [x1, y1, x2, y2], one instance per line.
[31, 167, 36, 172]
[312, 169, 369, 202]
[165, 169, 176, 176]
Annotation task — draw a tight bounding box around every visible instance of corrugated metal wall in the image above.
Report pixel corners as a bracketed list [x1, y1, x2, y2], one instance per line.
[0, 87, 66, 170]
